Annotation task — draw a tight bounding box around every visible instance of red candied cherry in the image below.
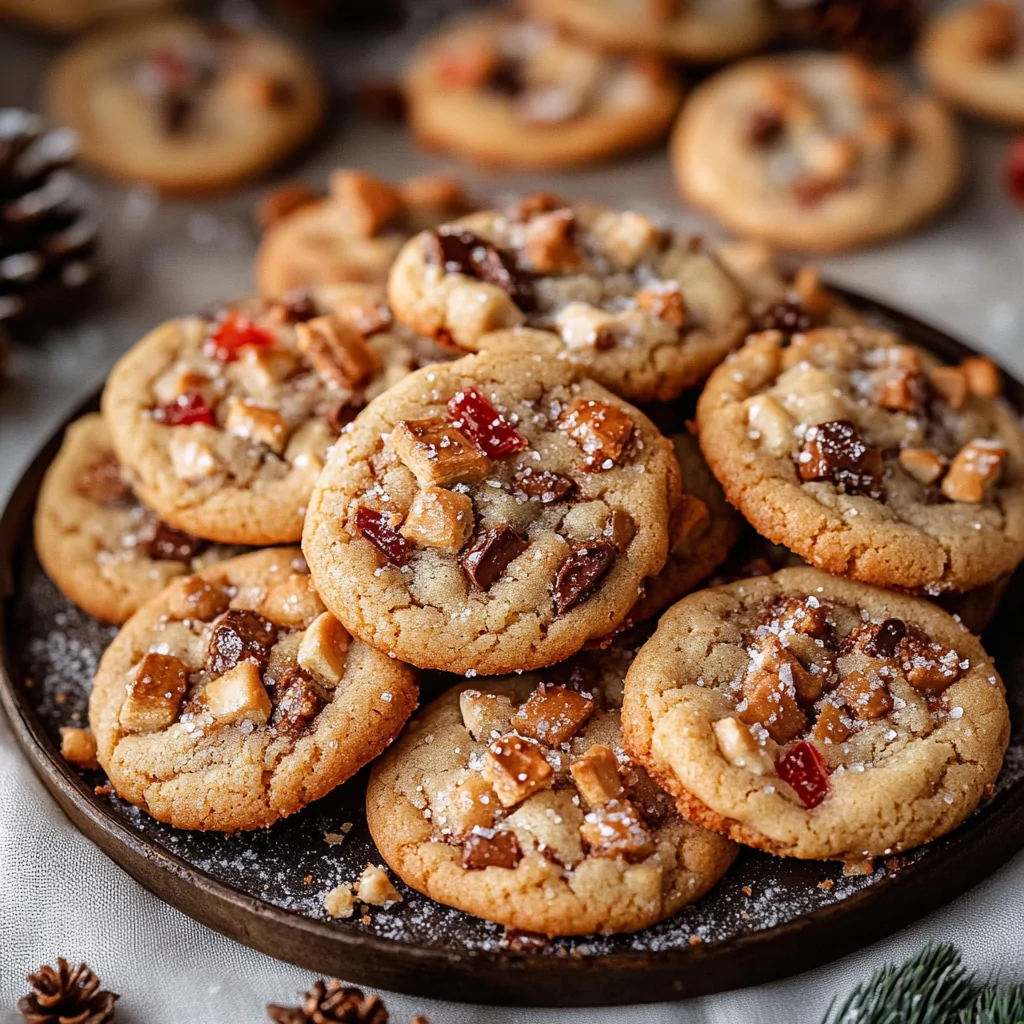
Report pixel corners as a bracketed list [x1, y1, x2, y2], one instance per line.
[159, 392, 214, 426]
[1007, 135, 1024, 208]
[204, 311, 275, 362]
[355, 506, 410, 566]
[776, 741, 830, 809]
[447, 387, 526, 460]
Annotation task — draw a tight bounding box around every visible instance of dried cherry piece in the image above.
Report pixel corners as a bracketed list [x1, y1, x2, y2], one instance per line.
[207, 609, 278, 675]
[1007, 135, 1024, 208]
[776, 741, 830, 809]
[204, 311, 275, 362]
[271, 667, 325, 737]
[137, 519, 206, 562]
[553, 541, 616, 615]
[460, 527, 528, 591]
[513, 467, 576, 504]
[796, 419, 884, 499]
[355, 506, 410, 566]
[159, 392, 215, 426]
[447, 387, 527, 460]
[426, 229, 536, 311]
[462, 829, 522, 870]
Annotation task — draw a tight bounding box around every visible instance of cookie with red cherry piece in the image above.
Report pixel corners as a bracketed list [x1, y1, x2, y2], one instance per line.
[46, 17, 324, 193]
[621, 567, 1010, 862]
[403, 10, 683, 170]
[34, 414, 244, 624]
[697, 325, 1024, 593]
[918, 1, 1024, 127]
[366, 643, 736, 936]
[671, 54, 962, 252]
[387, 198, 748, 403]
[89, 547, 418, 832]
[302, 347, 680, 675]
[102, 285, 449, 546]
[521, 0, 776, 62]
[256, 169, 473, 298]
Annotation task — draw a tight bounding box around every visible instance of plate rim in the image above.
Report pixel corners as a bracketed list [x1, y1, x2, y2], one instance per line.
[2, 288, 1024, 1007]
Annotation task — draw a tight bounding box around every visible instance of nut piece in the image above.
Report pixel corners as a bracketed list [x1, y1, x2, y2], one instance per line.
[296, 315, 380, 390]
[836, 670, 893, 720]
[570, 744, 624, 806]
[812, 703, 852, 745]
[460, 689, 514, 741]
[929, 365, 968, 410]
[941, 439, 1006, 503]
[207, 609, 278, 675]
[323, 884, 355, 919]
[514, 467, 576, 504]
[558, 398, 634, 471]
[328, 169, 403, 237]
[119, 653, 189, 734]
[874, 346, 924, 413]
[775, 597, 830, 639]
[899, 637, 963, 692]
[203, 661, 272, 726]
[460, 526, 528, 591]
[510, 685, 595, 746]
[259, 573, 324, 628]
[388, 417, 491, 489]
[482, 734, 554, 808]
[462, 828, 522, 870]
[580, 799, 654, 862]
[236, 345, 300, 390]
[600, 211, 661, 269]
[522, 209, 583, 273]
[60, 727, 98, 770]
[435, 775, 497, 837]
[738, 634, 808, 744]
[169, 435, 221, 483]
[636, 284, 686, 328]
[899, 448, 947, 486]
[356, 863, 402, 905]
[712, 716, 775, 775]
[297, 612, 351, 688]
[165, 575, 231, 622]
[792, 265, 834, 321]
[224, 397, 289, 454]
[747, 395, 796, 456]
[257, 181, 318, 231]
[961, 356, 1002, 399]
[400, 486, 474, 552]
[397, 174, 466, 212]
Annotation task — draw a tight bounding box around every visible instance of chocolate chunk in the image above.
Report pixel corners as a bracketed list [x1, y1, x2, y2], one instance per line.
[553, 541, 615, 615]
[271, 667, 325, 737]
[460, 527, 528, 591]
[207, 609, 278, 675]
[513, 467, 576, 504]
[550, 651, 601, 694]
[74, 452, 132, 506]
[274, 287, 319, 323]
[867, 618, 908, 658]
[796, 419, 884, 499]
[487, 58, 526, 97]
[462, 829, 522, 870]
[425, 229, 535, 311]
[136, 519, 207, 562]
[751, 297, 813, 334]
[747, 108, 783, 146]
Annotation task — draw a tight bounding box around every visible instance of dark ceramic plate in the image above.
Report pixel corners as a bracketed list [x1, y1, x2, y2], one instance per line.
[3, 289, 1024, 1007]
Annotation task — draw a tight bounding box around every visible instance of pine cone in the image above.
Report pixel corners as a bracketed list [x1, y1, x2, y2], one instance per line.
[782, 0, 920, 58]
[267, 981, 389, 1024]
[0, 109, 99, 328]
[17, 958, 118, 1024]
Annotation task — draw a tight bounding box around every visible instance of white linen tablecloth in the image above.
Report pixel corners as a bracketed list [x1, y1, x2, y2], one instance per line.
[2, 17, 1024, 1020]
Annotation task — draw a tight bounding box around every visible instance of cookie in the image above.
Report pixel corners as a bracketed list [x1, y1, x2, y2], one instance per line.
[89, 547, 418, 832]
[366, 646, 737, 935]
[621, 567, 1010, 862]
[47, 17, 324, 193]
[918, 1, 1024, 127]
[0, 0, 174, 35]
[403, 10, 683, 170]
[256, 170, 472, 298]
[671, 54, 963, 252]
[102, 285, 448, 546]
[302, 347, 680, 675]
[697, 326, 1024, 593]
[522, 0, 776, 62]
[34, 414, 243, 624]
[387, 198, 748, 403]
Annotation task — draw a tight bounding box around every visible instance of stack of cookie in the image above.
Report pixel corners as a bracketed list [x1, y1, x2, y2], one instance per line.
[40, 189, 1020, 941]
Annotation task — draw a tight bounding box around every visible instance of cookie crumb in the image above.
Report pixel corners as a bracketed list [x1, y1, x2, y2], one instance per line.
[842, 857, 875, 877]
[323, 883, 355, 919]
[59, 726, 98, 770]
[741, 885, 752, 896]
[357, 863, 402, 906]
[817, 879, 834, 891]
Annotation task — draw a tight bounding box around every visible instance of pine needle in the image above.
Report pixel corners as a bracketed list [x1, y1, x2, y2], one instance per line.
[958, 985, 1024, 1024]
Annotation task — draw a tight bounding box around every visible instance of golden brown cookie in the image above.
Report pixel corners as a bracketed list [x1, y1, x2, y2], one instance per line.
[89, 548, 418, 831]
[621, 567, 1010, 861]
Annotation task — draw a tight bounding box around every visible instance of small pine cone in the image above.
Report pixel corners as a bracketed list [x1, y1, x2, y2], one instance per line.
[268, 980, 389, 1024]
[0, 109, 99, 328]
[17, 958, 118, 1024]
[782, 0, 920, 58]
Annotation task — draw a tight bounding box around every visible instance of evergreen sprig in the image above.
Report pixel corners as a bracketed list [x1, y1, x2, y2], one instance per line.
[822, 943, 1024, 1024]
